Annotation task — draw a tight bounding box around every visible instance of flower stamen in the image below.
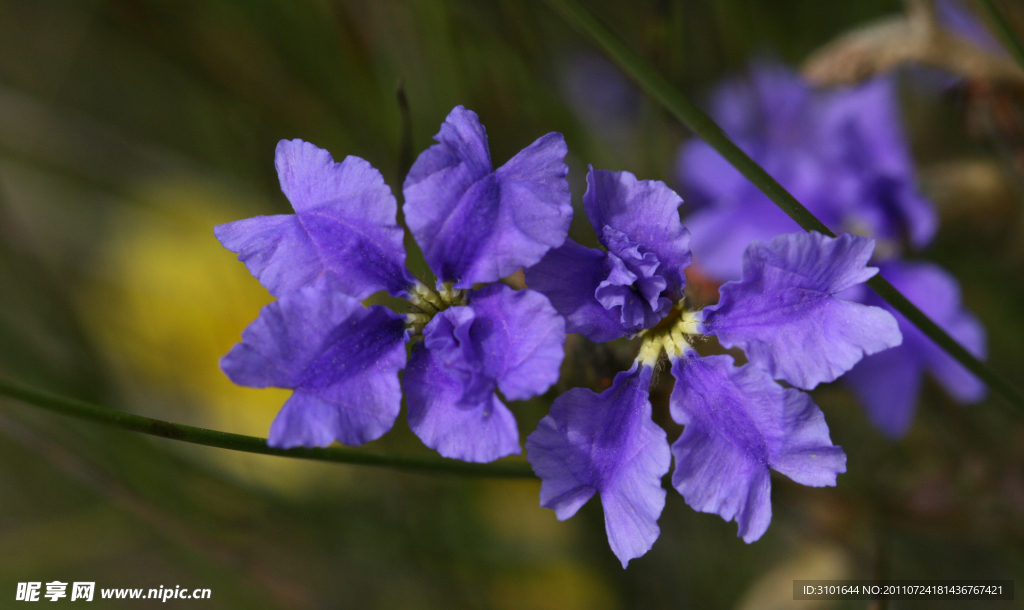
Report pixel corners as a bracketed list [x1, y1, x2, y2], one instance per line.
[636, 302, 702, 365]
[404, 282, 469, 335]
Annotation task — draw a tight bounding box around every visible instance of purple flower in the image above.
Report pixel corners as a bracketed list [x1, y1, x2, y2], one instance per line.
[219, 106, 570, 460]
[525, 167, 691, 342]
[844, 260, 987, 437]
[674, 62, 987, 435]
[526, 364, 669, 567]
[677, 62, 935, 281]
[527, 225, 893, 564]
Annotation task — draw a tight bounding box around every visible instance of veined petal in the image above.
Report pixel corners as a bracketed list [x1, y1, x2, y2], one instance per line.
[220, 279, 407, 447]
[403, 106, 571, 287]
[524, 239, 628, 342]
[216, 141, 412, 299]
[526, 364, 669, 567]
[583, 168, 691, 298]
[670, 354, 845, 543]
[405, 284, 565, 462]
[404, 343, 520, 463]
[215, 215, 326, 297]
[468, 283, 566, 401]
[702, 232, 901, 389]
[599, 226, 672, 328]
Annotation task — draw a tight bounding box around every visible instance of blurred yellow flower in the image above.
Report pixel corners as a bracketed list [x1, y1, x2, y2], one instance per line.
[78, 177, 350, 494]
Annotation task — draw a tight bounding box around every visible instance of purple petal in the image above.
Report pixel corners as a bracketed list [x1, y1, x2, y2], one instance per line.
[843, 342, 923, 437]
[216, 140, 412, 299]
[215, 215, 326, 297]
[583, 168, 691, 298]
[404, 343, 520, 463]
[818, 78, 937, 248]
[524, 239, 628, 342]
[467, 284, 566, 400]
[421, 306, 495, 407]
[702, 232, 901, 389]
[525, 229, 673, 341]
[670, 354, 846, 543]
[598, 227, 672, 324]
[405, 284, 565, 462]
[403, 106, 571, 287]
[844, 260, 986, 436]
[676, 63, 939, 282]
[221, 280, 407, 447]
[682, 191, 802, 281]
[526, 364, 669, 567]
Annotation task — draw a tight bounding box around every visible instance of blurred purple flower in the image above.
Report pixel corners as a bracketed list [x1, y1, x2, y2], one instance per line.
[676, 62, 987, 436]
[844, 260, 987, 437]
[219, 106, 570, 461]
[561, 52, 641, 137]
[678, 62, 936, 281]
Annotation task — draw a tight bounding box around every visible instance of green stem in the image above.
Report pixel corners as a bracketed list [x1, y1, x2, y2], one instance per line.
[543, 0, 833, 238]
[0, 377, 536, 478]
[977, 0, 1024, 72]
[866, 275, 1024, 406]
[543, 0, 1024, 411]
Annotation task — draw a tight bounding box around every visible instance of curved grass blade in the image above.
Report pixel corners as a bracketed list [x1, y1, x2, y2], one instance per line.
[0, 377, 535, 478]
[977, 0, 1024, 71]
[543, 0, 1024, 411]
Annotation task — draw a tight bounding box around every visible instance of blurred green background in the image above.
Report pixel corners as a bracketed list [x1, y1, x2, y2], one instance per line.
[0, 0, 1022, 608]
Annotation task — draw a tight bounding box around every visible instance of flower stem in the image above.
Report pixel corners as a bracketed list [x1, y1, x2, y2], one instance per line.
[0, 377, 535, 478]
[542, 0, 1024, 412]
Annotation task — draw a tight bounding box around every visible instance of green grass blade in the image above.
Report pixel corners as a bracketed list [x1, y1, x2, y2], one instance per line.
[0, 377, 535, 478]
[977, 0, 1024, 72]
[543, 0, 1024, 411]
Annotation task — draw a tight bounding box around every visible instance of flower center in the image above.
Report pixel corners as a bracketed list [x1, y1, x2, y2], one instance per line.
[404, 281, 469, 335]
[636, 301, 702, 365]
